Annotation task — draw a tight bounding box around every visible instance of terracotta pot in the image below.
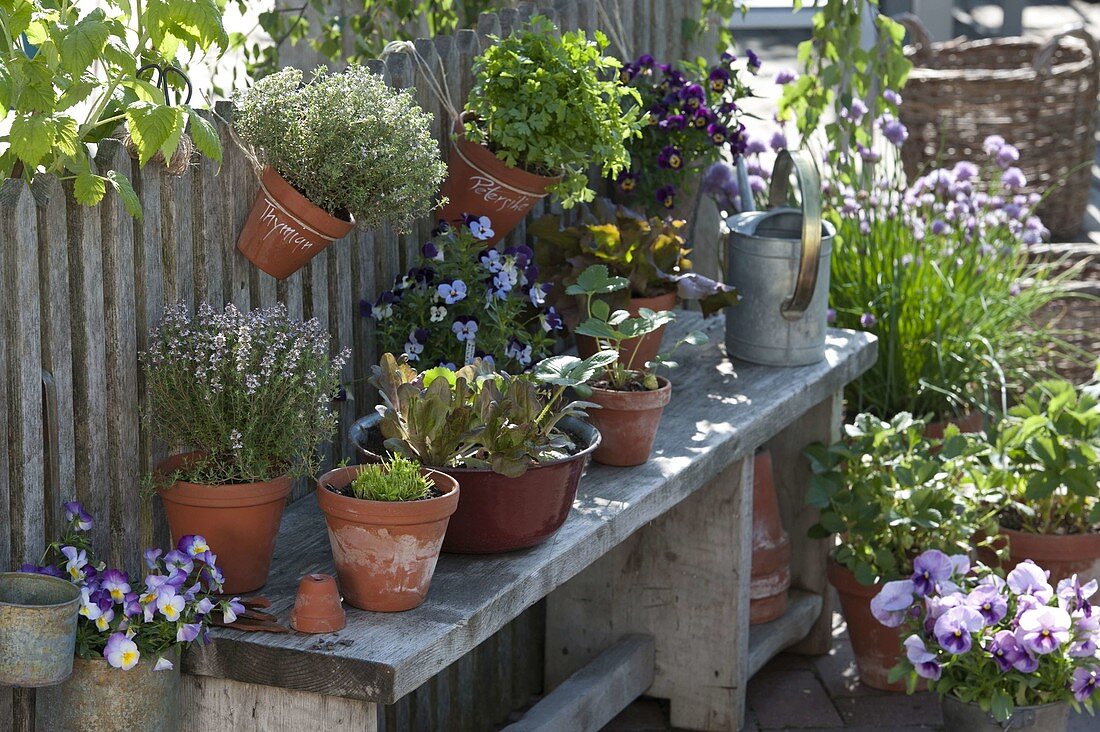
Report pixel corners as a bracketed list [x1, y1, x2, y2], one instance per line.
[1001, 527, 1100, 586]
[316, 466, 459, 611]
[290, 574, 346, 632]
[923, 411, 984, 439]
[237, 166, 355, 280]
[438, 418, 599, 553]
[750, 450, 791, 625]
[438, 120, 560, 245]
[36, 656, 180, 732]
[156, 453, 291, 594]
[586, 377, 671, 467]
[827, 559, 905, 692]
[576, 292, 679, 368]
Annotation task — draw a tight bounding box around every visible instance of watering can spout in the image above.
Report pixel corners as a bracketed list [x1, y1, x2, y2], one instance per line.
[735, 155, 755, 213]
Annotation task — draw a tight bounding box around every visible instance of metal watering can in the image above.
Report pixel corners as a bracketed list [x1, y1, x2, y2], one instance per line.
[724, 149, 835, 366]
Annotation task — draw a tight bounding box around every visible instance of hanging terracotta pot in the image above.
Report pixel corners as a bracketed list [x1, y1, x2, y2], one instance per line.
[0, 572, 81, 687]
[36, 656, 181, 732]
[585, 377, 671, 467]
[289, 574, 346, 632]
[827, 559, 906, 692]
[750, 450, 790, 625]
[576, 291, 678, 368]
[317, 466, 459, 611]
[156, 453, 291, 594]
[438, 119, 560, 245]
[237, 166, 355, 280]
[1000, 527, 1100, 586]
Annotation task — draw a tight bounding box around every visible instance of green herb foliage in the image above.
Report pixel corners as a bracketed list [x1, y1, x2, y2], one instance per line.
[805, 412, 997, 585]
[0, 0, 227, 216]
[371, 351, 612, 477]
[233, 65, 446, 230]
[349, 454, 433, 502]
[979, 379, 1100, 535]
[464, 15, 644, 208]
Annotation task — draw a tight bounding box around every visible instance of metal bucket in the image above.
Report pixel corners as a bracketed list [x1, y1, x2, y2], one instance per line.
[724, 149, 835, 366]
[0, 572, 80, 687]
[940, 695, 1069, 731]
[36, 656, 182, 732]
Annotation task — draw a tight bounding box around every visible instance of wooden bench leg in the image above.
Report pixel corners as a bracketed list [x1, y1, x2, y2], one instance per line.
[545, 458, 753, 732]
[181, 675, 379, 731]
[765, 390, 843, 656]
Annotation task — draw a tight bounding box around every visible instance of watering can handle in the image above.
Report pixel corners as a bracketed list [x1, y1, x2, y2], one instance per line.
[768, 149, 822, 322]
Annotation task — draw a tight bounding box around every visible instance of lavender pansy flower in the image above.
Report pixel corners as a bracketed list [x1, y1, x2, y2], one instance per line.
[911, 550, 955, 597]
[178, 535, 211, 558]
[64, 501, 93, 531]
[154, 657, 174, 672]
[437, 280, 468, 305]
[465, 215, 494, 241]
[100, 569, 131, 603]
[965, 585, 1008, 625]
[104, 632, 140, 670]
[933, 605, 984, 654]
[1017, 606, 1072, 655]
[903, 634, 941, 680]
[1007, 561, 1053, 603]
[871, 579, 916, 627]
[1072, 667, 1100, 702]
[451, 317, 478, 342]
[989, 629, 1034, 673]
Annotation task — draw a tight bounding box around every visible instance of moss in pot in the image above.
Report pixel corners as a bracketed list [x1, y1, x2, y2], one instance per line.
[555, 264, 708, 467]
[361, 351, 614, 553]
[317, 455, 459, 612]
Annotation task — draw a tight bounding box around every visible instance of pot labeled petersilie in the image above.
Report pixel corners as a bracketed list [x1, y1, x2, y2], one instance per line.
[318, 457, 459, 611]
[141, 302, 347, 593]
[565, 265, 708, 467]
[977, 380, 1100, 586]
[444, 15, 643, 244]
[233, 65, 446, 279]
[23, 501, 244, 730]
[355, 351, 608, 554]
[872, 551, 1100, 731]
[0, 571, 80, 687]
[806, 412, 997, 691]
[531, 198, 739, 368]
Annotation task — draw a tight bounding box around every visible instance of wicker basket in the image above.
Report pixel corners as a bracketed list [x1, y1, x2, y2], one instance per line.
[897, 16, 1099, 241]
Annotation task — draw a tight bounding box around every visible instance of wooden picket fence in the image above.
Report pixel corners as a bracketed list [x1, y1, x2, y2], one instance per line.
[0, 0, 717, 728]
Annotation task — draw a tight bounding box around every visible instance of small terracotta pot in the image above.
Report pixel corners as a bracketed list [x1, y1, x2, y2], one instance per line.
[1000, 527, 1100, 586]
[156, 453, 291, 594]
[827, 559, 905, 692]
[438, 120, 560, 245]
[317, 466, 459, 611]
[576, 292, 678, 368]
[586, 377, 671, 467]
[237, 166, 355, 280]
[750, 450, 791, 625]
[290, 574, 346, 632]
[923, 411, 984, 439]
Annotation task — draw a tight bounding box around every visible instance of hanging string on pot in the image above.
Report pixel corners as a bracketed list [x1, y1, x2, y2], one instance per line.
[380, 40, 462, 127]
[123, 63, 196, 176]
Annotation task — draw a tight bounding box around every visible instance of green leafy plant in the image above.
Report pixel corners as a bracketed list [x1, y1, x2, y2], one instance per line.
[805, 412, 997, 585]
[141, 302, 346, 484]
[463, 15, 644, 208]
[567, 265, 708, 391]
[371, 351, 613, 477]
[979, 379, 1100, 535]
[233, 65, 446, 229]
[348, 454, 433, 502]
[0, 0, 227, 216]
[530, 199, 738, 317]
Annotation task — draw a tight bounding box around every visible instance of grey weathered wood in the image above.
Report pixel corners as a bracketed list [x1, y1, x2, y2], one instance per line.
[193, 121, 225, 307]
[747, 590, 824, 679]
[181, 676, 378, 731]
[98, 141, 142, 572]
[2, 181, 45, 570]
[184, 314, 876, 704]
[217, 100, 254, 312]
[32, 176, 76, 540]
[0, 185, 9, 573]
[505, 634, 654, 732]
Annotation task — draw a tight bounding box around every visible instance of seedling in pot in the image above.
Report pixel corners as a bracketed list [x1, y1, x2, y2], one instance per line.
[567, 265, 708, 391]
[347, 455, 434, 502]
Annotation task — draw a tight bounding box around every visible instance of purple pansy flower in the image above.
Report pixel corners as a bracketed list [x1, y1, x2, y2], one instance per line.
[100, 569, 131, 603]
[437, 279, 468, 305]
[708, 67, 730, 92]
[176, 622, 202, 643]
[64, 501, 93, 531]
[224, 597, 245, 624]
[617, 171, 639, 193]
[903, 634, 941, 680]
[452, 317, 478, 342]
[104, 632, 140, 670]
[707, 122, 728, 146]
[746, 48, 761, 70]
[656, 185, 676, 210]
[679, 83, 705, 110]
[540, 307, 563, 333]
[965, 585, 1008, 625]
[178, 535, 211, 558]
[1007, 561, 1053, 603]
[860, 312, 877, 328]
[1017, 606, 1072, 655]
[422, 241, 443, 261]
[657, 145, 684, 170]
[154, 657, 174, 672]
[871, 579, 916, 627]
[465, 215, 494, 241]
[933, 605, 984, 654]
[1072, 667, 1100, 702]
[989, 629, 1034, 672]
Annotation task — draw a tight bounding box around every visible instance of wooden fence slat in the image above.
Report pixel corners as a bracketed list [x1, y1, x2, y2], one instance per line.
[131, 160, 170, 555]
[97, 141, 142, 572]
[499, 7, 519, 36]
[32, 176, 76, 540]
[216, 101, 254, 312]
[329, 236, 356, 463]
[193, 128, 225, 307]
[1, 179, 44, 569]
[66, 174, 110, 554]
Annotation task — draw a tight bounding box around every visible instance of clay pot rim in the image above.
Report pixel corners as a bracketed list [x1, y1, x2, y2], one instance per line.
[999, 525, 1100, 550]
[260, 166, 357, 233]
[155, 453, 292, 506]
[317, 466, 459, 524]
[451, 118, 563, 189]
[424, 427, 599, 475]
[588, 376, 672, 410]
[0, 572, 82, 609]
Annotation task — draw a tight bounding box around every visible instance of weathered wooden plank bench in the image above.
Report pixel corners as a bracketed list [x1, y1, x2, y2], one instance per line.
[181, 312, 876, 731]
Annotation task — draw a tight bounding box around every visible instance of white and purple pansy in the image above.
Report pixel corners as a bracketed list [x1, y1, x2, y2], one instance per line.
[104, 632, 140, 670]
[437, 279, 468, 305]
[452, 317, 478, 342]
[465, 215, 494, 241]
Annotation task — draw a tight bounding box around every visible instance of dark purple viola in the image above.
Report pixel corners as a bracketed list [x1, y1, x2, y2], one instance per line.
[679, 83, 705, 110]
[707, 122, 729, 146]
[657, 145, 684, 170]
[656, 185, 676, 210]
[616, 170, 639, 193]
[746, 49, 761, 70]
[658, 114, 687, 131]
[708, 67, 730, 93]
[358, 298, 372, 318]
[691, 107, 713, 129]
